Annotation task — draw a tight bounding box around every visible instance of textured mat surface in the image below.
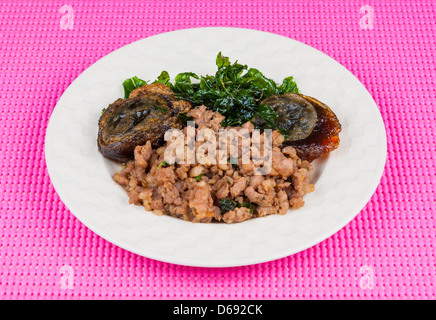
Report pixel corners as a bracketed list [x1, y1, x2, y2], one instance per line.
[0, 0, 434, 299]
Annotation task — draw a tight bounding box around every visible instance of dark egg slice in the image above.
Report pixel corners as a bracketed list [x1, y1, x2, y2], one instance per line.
[97, 84, 191, 162]
[260, 93, 318, 141]
[260, 93, 341, 162]
[289, 94, 341, 162]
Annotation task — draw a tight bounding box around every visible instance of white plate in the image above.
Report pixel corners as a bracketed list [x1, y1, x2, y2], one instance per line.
[45, 27, 387, 267]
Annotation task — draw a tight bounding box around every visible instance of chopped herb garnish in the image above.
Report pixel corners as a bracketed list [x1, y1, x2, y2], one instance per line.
[219, 199, 238, 214]
[156, 160, 170, 170]
[101, 108, 106, 115]
[177, 112, 194, 122]
[195, 174, 203, 182]
[155, 106, 168, 112]
[219, 199, 255, 215]
[240, 201, 255, 214]
[278, 128, 290, 139]
[228, 157, 238, 167]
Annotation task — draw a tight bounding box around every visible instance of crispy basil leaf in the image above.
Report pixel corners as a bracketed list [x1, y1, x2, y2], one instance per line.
[255, 103, 278, 128]
[278, 127, 291, 139]
[240, 202, 255, 214]
[143, 52, 299, 128]
[172, 72, 199, 97]
[122, 76, 147, 99]
[216, 52, 231, 68]
[152, 71, 171, 86]
[219, 199, 238, 214]
[177, 112, 194, 122]
[219, 199, 255, 215]
[279, 76, 299, 94]
[242, 68, 280, 97]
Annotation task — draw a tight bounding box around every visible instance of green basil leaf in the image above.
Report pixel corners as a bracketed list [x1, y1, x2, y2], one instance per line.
[242, 68, 280, 97]
[216, 52, 231, 68]
[255, 103, 278, 128]
[279, 76, 299, 94]
[240, 201, 255, 214]
[278, 128, 290, 139]
[177, 112, 194, 122]
[122, 76, 147, 99]
[173, 72, 199, 97]
[153, 71, 171, 86]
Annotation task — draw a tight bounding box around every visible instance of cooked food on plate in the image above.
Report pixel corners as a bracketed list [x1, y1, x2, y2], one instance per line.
[97, 53, 341, 223]
[112, 105, 314, 223]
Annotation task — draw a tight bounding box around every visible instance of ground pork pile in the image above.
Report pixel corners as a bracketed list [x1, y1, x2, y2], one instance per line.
[113, 105, 314, 223]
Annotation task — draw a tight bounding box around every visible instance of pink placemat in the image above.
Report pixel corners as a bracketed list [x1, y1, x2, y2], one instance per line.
[0, 0, 434, 299]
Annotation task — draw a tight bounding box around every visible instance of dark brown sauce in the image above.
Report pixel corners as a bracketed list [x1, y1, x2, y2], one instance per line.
[284, 95, 341, 162]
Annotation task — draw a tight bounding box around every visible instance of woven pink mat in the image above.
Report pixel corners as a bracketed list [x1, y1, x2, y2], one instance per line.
[0, 0, 434, 299]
